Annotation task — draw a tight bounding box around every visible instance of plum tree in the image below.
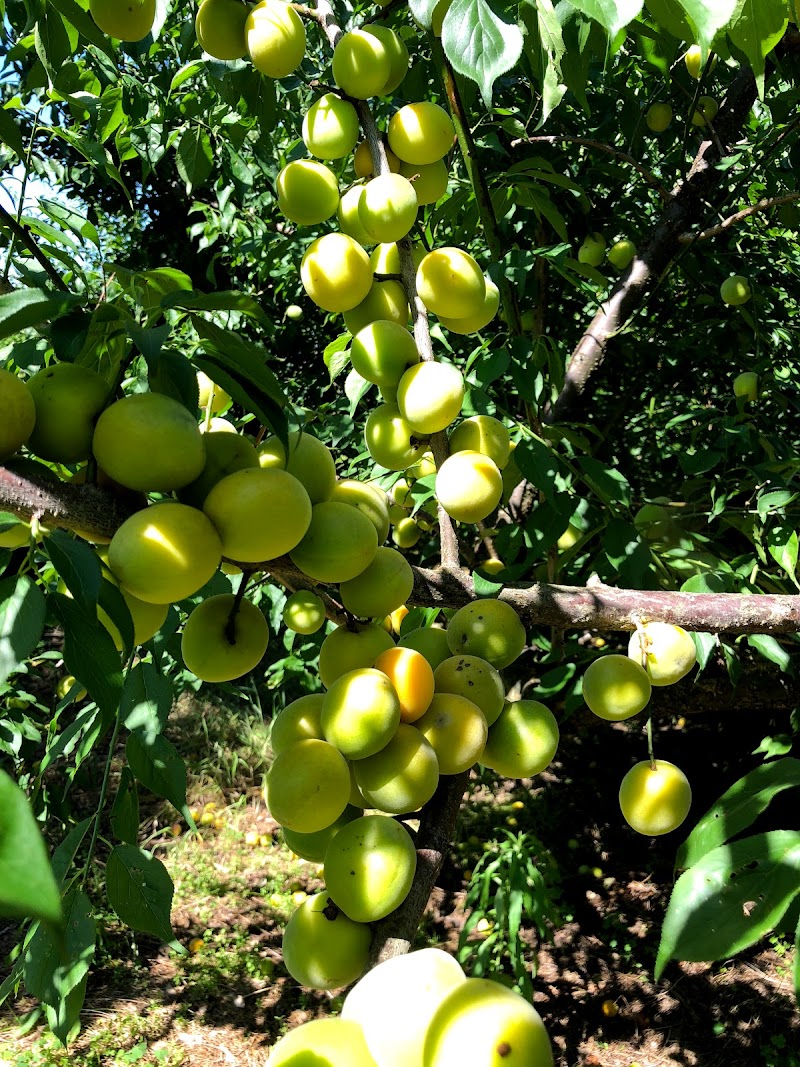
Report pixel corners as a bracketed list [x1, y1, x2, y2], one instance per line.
[330, 479, 391, 543]
[374, 646, 435, 722]
[646, 102, 673, 131]
[344, 279, 409, 334]
[734, 371, 759, 401]
[359, 173, 418, 243]
[323, 813, 417, 922]
[448, 415, 511, 469]
[399, 627, 452, 670]
[332, 28, 393, 99]
[607, 239, 637, 270]
[684, 44, 717, 79]
[692, 95, 719, 126]
[282, 892, 372, 990]
[181, 594, 270, 682]
[196, 371, 230, 414]
[350, 321, 420, 388]
[619, 760, 693, 836]
[399, 159, 449, 205]
[179, 431, 259, 509]
[437, 278, 499, 334]
[301, 232, 373, 312]
[281, 804, 361, 862]
[578, 232, 606, 266]
[720, 275, 752, 305]
[365, 404, 430, 470]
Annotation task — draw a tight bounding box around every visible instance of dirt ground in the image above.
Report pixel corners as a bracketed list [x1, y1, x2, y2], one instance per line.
[0, 665, 798, 1067]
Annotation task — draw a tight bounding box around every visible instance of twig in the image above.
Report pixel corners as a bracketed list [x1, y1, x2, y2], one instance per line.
[678, 192, 800, 242]
[511, 134, 669, 199]
[0, 202, 69, 292]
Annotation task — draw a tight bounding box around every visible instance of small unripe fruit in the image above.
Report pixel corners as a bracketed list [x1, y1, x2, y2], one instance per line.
[720, 275, 751, 306]
[449, 415, 511, 469]
[645, 102, 672, 132]
[181, 594, 269, 682]
[290, 501, 379, 583]
[435, 451, 502, 524]
[283, 590, 326, 634]
[195, 0, 248, 60]
[733, 371, 758, 402]
[578, 232, 606, 267]
[359, 173, 418, 244]
[282, 893, 371, 990]
[684, 44, 716, 80]
[692, 95, 718, 127]
[447, 600, 526, 670]
[607, 239, 636, 271]
[0, 369, 35, 460]
[351, 320, 419, 388]
[332, 28, 392, 99]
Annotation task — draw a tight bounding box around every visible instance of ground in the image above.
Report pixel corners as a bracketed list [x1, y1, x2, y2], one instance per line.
[0, 659, 798, 1067]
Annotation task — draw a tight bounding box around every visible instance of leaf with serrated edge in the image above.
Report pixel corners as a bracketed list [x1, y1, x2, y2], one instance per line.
[561, 0, 643, 38]
[442, 0, 524, 107]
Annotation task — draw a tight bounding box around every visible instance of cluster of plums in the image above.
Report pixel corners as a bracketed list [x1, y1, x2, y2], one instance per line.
[581, 620, 697, 836]
[268, 947, 553, 1067]
[269, 596, 561, 991]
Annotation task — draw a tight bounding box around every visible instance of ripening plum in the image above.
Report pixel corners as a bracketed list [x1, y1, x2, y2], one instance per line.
[0, 369, 35, 460]
[388, 102, 455, 165]
[393, 517, 421, 548]
[397, 361, 464, 436]
[369, 241, 425, 276]
[338, 186, 374, 246]
[399, 159, 449, 206]
[353, 723, 439, 814]
[323, 814, 417, 922]
[399, 625, 451, 669]
[270, 694, 325, 754]
[351, 320, 420, 389]
[330, 479, 391, 543]
[90, 0, 155, 40]
[481, 699, 559, 778]
[319, 623, 394, 689]
[27, 363, 109, 464]
[203, 467, 312, 562]
[321, 667, 401, 759]
[627, 621, 697, 686]
[374, 645, 435, 723]
[197, 371, 230, 414]
[268, 1018, 377, 1067]
[607, 238, 637, 270]
[446, 600, 526, 669]
[359, 173, 418, 244]
[344, 280, 409, 335]
[364, 24, 409, 94]
[276, 160, 339, 225]
[179, 430, 259, 509]
[434, 655, 505, 727]
[339, 546, 414, 619]
[646, 102, 673, 132]
[108, 502, 222, 605]
[582, 654, 651, 721]
[619, 760, 692, 836]
[365, 404, 429, 470]
[246, 0, 306, 78]
[290, 501, 379, 583]
[684, 44, 716, 79]
[282, 892, 372, 990]
[195, 0, 248, 59]
[734, 371, 758, 401]
[437, 277, 499, 334]
[332, 28, 393, 99]
[302, 233, 373, 312]
[448, 415, 511, 470]
[264, 738, 351, 833]
[181, 594, 270, 682]
[303, 92, 360, 160]
[354, 140, 400, 179]
[342, 948, 466, 1067]
[416, 248, 486, 319]
[257, 430, 336, 504]
[578, 233, 606, 266]
[720, 275, 751, 306]
[414, 693, 487, 774]
[282, 589, 326, 635]
[435, 450, 502, 524]
[282, 804, 362, 862]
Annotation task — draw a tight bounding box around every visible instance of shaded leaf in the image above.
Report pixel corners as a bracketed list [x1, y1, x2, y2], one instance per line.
[0, 577, 47, 687]
[126, 732, 187, 814]
[0, 768, 62, 926]
[106, 845, 174, 942]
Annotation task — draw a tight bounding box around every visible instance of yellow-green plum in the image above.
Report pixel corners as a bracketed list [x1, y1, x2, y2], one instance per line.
[607, 239, 636, 271]
[392, 516, 421, 548]
[408, 451, 437, 480]
[692, 95, 718, 126]
[581, 654, 651, 721]
[246, 0, 305, 78]
[434, 655, 505, 727]
[338, 186, 374, 246]
[339, 546, 414, 619]
[0, 369, 36, 459]
[449, 415, 511, 470]
[353, 723, 439, 814]
[414, 693, 487, 775]
[397, 361, 464, 436]
[90, 0, 155, 40]
[203, 468, 312, 562]
[197, 371, 230, 414]
[399, 626, 451, 669]
[619, 760, 692, 836]
[319, 623, 394, 689]
[628, 621, 696, 686]
[181, 594, 269, 682]
[342, 948, 466, 1067]
[399, 159, 449, 206]
[323, 813, 417, 922]
[734, 371, 759, 401]
[100, 587, 168, 649]
[268, 1018, 378, 1067]
[282, 892, 372, 990]
[285, 303, 304, 321]
[359, 174, 418, 244]
[302, 233, 373, 313]
[303, 92, 360, 160]
[330, 479, 391, 543]
[195, 0, 248, 59]
[481, 699, 559, 779]
[646, 102, 673, 132]
[365, 404, 430, 471]
[282, 804, 362, 862]
[344, 280, 409, 335]
[332, 28, 392, 99]
[374, 645, 434, 723]
[578, 232, 606, 266]
[0, 522, 33, 550]
[446, 600, 526, 670]
[416, 248, 485, 319]
[423, 977, 554, 1067]
[363, 24, 408, 94]
[27, 363, 109, 464]
[388, 102, 455, 165]
[270, 694, 325, 754]
[720, 275, 751, 306]
[321, 667, 401, 758]
[276, 160, 339, 225]
[264, 738, 350, 833]
[354, 141, 401, 179]
[438, 278, 499, 334]
[257, 430, 336, 504]
[684, 44, 716, 79]
[108, 502, 222, 605]
[435, 450, 502, 524]
[369, 241, 424, 276]
[282, 589, 326, 635]
[179, 431, 259, 508]
[290, 501, 379, 583]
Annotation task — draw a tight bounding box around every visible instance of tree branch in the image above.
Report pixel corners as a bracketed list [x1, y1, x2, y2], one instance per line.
[510, 134, 669, 199]
[0, 203, 69, 292]
[678, 192, 800, 242]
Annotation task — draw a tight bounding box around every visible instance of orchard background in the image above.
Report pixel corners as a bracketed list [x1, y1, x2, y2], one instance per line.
[1, 0, 800, 1063]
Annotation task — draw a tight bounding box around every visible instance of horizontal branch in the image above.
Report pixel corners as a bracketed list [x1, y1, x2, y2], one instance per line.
[677, 191, 800, 242]
[511, 134, 669, 198]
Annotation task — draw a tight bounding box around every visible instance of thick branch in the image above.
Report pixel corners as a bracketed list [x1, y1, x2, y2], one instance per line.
[678, 192, 800, 242]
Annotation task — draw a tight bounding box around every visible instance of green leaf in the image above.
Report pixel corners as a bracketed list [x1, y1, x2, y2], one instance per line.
[106, 845, 174, 942]
[647, 0, 736, 51]
[175, 127, 213, 193]
[191, 315, 286, 408]
[472, 571, 504, 597]
[48, 0, 117, 58]
[122, 663, 173, 743]
[24, 890, 95, 1005]
[45, 972, 88, 1046]
[0, 768, 62, 926]
[408, 0, 440, 29]
[766, 521, 798, 582]
[50, 817, 93, 887]
[34, 7, 72, 87]
[561, 0, 644, 37]
[514, 436, 569, 502]
[45, 530, 101, 613]
[51, 592, 124, 718]
[0, 288, 82, 340]
[149, 349, 201, 412]
[578, 456, 630, 506]
[441, 0, 524, 107]
[0, 576, 47, 687]
[643, 0, 693, 42]
[728, 0, 788, 96]
[656, 831, 800, 979]
[324, 333, 351, 382]
[126, 732, 187, 814]
[345, 367, 372, 417]
[747, 633, 792, 673]
[677, 759, 800, 870]
[164, 289, 271, 328]
[691, 630, 717, 671]
[110, 767, 140, 846]
[520, 0, 567, 127]
[0, 107, 24, 160]
[756, 488, 796, 520]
